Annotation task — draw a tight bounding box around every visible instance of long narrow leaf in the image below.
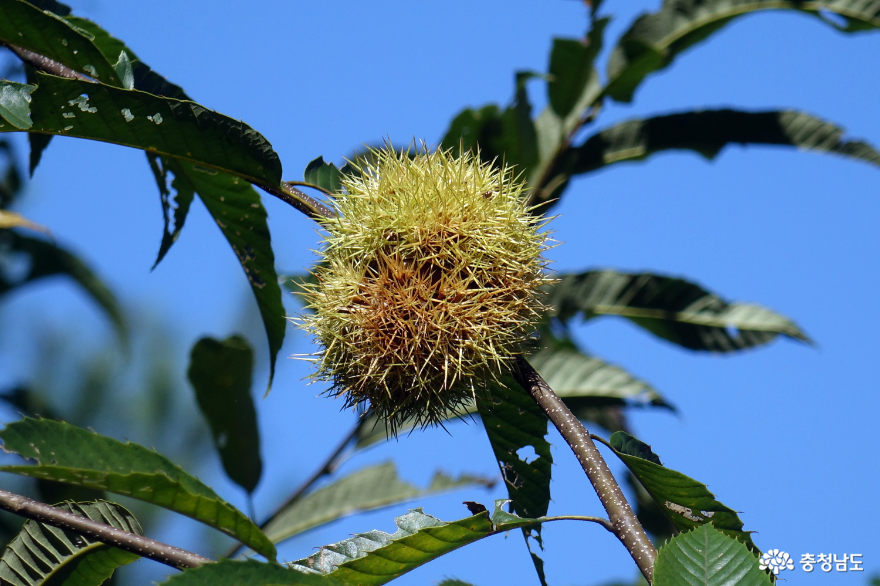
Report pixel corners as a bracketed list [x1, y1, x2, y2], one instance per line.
[0, 500, 142, 586]
[545, 269, 809, 352]
[0, 418, 276, 560]
[262, 461, 494, 545]
[158, 560, 339, 586]
[604, 0, 880, 103]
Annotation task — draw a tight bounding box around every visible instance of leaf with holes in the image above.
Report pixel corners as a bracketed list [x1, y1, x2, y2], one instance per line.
[0, 417, 276, 560]
[477, 375, 551, 586]
[545, 269, 810, 352]
[0, 81, 36, 131]
[605, 431, 759, 553]
[262, 461, 494, 545]
[604, 0, 880, 103]
[187, 336, 262, 494]
[653, 524, 772, 586]
[0, 232, 126, 343]
[0, 500, 143, 586]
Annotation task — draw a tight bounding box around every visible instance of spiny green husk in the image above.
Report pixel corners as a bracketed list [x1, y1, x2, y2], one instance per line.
[298, 145, 551, 432]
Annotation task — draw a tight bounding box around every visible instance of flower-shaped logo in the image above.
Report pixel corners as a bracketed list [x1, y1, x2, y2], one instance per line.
[759, 549, 795, 574]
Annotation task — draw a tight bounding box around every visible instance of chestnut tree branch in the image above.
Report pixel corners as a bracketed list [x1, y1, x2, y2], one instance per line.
[512, 355, 657, 583]
[0, 488, 212, 570]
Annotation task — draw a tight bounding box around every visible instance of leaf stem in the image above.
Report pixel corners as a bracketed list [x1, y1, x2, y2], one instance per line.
[512, 356, 657, 582]
[0, 488, 212, 570]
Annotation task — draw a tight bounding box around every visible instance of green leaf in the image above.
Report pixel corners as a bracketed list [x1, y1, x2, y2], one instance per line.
[0, 417, 276, 560]
[304, 157, 342, 194]
[528, 345, 672, 410]
[606, 431, 758, 553]
[605, 0, 880, 103]
[158, 560, 339, 586]
[0, 72, 282, 187]
[0, 139, 23, 207]
[477, 375, 551, 586]
[653, 524, 772, 586]
[288, 501, 554, 586]
[21, 0, 72, 17]
[0, 80, 36, 130]
[0, 231, 126, 343]
[167, 159, 285, 388]
[146, 153, 195, 269]
[437, 581, 475, 586]
[0, 0, 120, 84]
[0, 500, 143, 586]
[547, 19, 608, 122]
[187, 335, 262, 495]
[568, 108, 880, 174]
[262, 461, 494, 545]
[545, 269, 810, 352]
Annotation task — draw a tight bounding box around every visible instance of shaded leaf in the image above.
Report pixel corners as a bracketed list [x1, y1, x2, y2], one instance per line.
[27, 132, 51, 177]
[547, 18, 608, 125]
[158, 559, 339, 586]
[546, 269, 809, 352]
[0, 417, 276, 560]
[146, 153, 194, 269]
[606, 431, 758, 553]
[20, 0, 72, 16]
[304, 157, 342, 194]
[653, 524, 772, 586]
[0, 80, 35, 130]
[477, 375, 551, 586]
[262, 461, 494, 545]
[187, 335, 262, 494]
[0, 72, 283, 187]
[288, 500, 557, 585]
[167, 159, 284, 388]
[437, 581, 475, 586]
[0, 500, 142, 586]
[0, 138, 23, 207]
[605, 0, 880, 103]
[0, 231, 126, 343]
[0, 0, 120, 84]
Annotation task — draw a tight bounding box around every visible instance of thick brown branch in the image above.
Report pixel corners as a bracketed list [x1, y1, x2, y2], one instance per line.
[0, 488, 212, 570]
[2, 42, 93, 81]
[513, 356, 657, 582]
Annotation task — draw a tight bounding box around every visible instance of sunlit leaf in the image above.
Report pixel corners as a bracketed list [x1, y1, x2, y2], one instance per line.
[653, 524, 772, 586]
[545, 269, 810, 352]
[477, 375, 551, 586]
[262, 461, 494, 545]
[604, 0, 880, 103]
[0, 80, 35, 130]
[606, 431, 758, 553]
[0, 210, 48, 234]
[0, 232, 126, 343]
[187, 335, 262, 494]
[158, 559, 339, 586]
[0, 500, 142, 586]
[0, 0, 120, 84]
[0, 418, 276, 560]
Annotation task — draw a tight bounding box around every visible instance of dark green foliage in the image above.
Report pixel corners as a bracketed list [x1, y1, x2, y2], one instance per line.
[303, 156, 343, 194]
[652, 524, 772, 586]
[158, 560, 340, 586]
[0, 80, 35, 130]
[0, 418, 276, 560]
[0, 501, 143, 586]
[187, 335, 262, 494]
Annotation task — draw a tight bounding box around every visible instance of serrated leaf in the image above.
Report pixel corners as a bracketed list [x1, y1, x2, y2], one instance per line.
[187, 335, 262, 494]
[166, 159, 285, 388]
[604, 0, 880, 103]
[0, 72, 282, 187]
[146, 153, 195, 269]
[304, 157, 342, 194]
[653, 524, 772, 586]
[477, 375, 551, 586]
[0, 80, 36, 130]
[288, 500, 554, 585]
[545, 269, 809, 352]
[528, 345, 672, 410]
[0, 232, 126, 343]
[0, 500, 143, 586]
[262, 461, 494, 545]
[158, 559, 339, 586]
[0, 0, 120, 84]
[606, 431, 758, 553]
[0, 417, 276, 560]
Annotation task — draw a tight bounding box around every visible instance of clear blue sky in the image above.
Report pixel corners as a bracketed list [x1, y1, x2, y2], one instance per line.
[1, 1, 878, 584]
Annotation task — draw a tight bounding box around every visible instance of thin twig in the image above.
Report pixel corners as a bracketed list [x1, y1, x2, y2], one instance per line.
[537, 514, 614, 533]
[223, 420, 361, 558]
[512, 356, 657, 582]
[257, 182, 336, 220]
[0, 488, 212, 570]
[1, 42, 93, 82]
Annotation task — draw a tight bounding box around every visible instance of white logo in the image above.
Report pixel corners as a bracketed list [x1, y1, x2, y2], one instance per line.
[759, 549, 795, 574]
